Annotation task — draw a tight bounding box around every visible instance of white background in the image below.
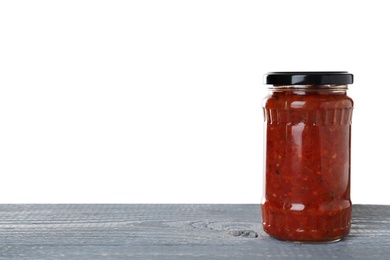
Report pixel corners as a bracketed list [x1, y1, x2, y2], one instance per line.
[0, 1, 388, 204]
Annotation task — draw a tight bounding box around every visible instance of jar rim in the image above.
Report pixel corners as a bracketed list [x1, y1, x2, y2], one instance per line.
[268, 84, 348, 90]
[264, 72, 353, 85]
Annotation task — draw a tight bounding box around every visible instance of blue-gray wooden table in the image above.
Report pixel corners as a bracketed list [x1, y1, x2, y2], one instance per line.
[0, 204, 389, 259]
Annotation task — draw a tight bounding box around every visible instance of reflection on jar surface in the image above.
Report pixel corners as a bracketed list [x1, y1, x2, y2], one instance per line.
[262, 72, 354, 242]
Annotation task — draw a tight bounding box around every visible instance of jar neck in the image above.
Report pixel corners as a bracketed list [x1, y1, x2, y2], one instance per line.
[268, 84, 348, 95]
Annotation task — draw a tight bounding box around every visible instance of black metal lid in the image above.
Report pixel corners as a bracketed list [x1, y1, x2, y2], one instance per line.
[264, 71, 353, 85]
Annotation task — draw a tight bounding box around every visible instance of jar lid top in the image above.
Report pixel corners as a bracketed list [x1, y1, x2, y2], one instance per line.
[264, 71, 353, 85]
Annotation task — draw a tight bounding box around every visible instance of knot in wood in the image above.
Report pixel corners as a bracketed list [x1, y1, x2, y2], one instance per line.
[229, 230, 258, 238]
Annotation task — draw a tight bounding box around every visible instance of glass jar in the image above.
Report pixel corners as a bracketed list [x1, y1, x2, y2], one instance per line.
[261, 72, 354, 242]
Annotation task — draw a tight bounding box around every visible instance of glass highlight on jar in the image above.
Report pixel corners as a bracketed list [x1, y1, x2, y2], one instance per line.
[261, 72, 354, 242]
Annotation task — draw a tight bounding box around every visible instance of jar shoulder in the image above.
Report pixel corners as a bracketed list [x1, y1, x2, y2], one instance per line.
[263, 93, 353, 110]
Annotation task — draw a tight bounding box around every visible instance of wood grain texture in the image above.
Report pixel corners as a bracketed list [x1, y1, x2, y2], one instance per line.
[0, 204, 389, 259]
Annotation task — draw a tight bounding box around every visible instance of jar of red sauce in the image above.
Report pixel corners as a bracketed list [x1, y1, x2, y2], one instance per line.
[261, 72, 354, 242]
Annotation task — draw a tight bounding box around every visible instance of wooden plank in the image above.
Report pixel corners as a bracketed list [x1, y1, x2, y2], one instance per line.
[0, 204, 389, 259]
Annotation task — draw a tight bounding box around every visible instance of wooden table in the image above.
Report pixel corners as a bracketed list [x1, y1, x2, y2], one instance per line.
[0, 204, 389, 259]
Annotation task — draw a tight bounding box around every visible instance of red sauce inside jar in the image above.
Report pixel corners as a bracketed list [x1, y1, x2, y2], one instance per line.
[262, 88, 353, 242]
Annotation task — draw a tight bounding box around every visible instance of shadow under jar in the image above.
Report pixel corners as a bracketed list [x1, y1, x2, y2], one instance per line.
[261, 72, 354, 243]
